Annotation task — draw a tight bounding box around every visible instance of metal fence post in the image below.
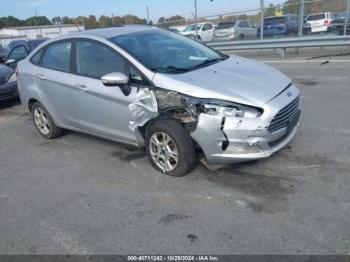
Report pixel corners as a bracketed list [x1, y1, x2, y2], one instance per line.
[194, 0, 198, 39]
[298, 0, 305, 38]
[260, 0, 264, 40]
[344, 0, 350, 36]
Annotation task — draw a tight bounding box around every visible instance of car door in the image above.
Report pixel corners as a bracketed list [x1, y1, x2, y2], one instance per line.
[35, 41, 79, 127]
[236, 21, 248, 39]
[201, 23, 214, 41]
[6, 45, 29, 68]
[247, 22, 257, 38]
[70, 39, 142, 143]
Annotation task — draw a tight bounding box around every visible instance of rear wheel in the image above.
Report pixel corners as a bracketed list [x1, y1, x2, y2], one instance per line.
[239, 34, 245, 40]
[145, 119, 197, 176]
[32, 102, 63, 139]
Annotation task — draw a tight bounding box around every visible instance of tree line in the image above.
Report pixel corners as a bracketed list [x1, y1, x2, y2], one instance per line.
[0, 0, 347, 29]
[0, 14, 149, 29]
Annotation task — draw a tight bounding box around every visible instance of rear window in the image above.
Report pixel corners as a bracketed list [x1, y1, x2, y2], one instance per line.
[30, 49, 44, 65]
[307, 14, 326, 21]
[42, 41, 71, 72]
[216, 22, 235, 29]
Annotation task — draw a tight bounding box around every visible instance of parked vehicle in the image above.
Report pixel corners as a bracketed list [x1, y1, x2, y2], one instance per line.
[328, 12, 350, 35]
[213, 20, 257, 41]
[257, 14, 298, 37]
[0, 39, 47, 102]
[181, 22, 215, 42]
[306, 12, 334, 33]
[8, 40, 28, 51]
[0, 63, 17, 102]
[0, 47, 9, 63]
[4, 39, 47, 68]
[18, 26, 301, 176]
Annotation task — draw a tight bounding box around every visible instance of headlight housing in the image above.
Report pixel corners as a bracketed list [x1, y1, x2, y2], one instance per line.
[202, 100, 263, 119]
[8, 73, 17, 83]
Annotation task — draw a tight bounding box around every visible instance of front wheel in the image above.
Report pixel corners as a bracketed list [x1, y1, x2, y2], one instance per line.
[145, 119, 197, 176]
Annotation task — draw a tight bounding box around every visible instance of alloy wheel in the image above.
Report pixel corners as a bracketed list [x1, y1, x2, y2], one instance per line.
[149, 132, 179, 173]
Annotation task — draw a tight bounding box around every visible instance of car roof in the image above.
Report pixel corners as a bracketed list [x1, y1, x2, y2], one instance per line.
[72, 25, 158, 39]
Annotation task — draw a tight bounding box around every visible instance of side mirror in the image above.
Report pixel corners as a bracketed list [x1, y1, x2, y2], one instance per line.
[0, 56, 6, 63]
[101, 72, 129, 86]
[5, 59, 16, 65]
[101, 72, 131, 96]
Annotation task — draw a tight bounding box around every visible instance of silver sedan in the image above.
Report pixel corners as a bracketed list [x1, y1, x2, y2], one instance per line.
[17, 26, 301, 176]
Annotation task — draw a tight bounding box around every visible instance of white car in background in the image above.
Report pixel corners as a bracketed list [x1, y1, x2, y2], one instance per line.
[306, 12, 334, 33]
[213, 20, 257, 41]
[180, 22, 215, 42]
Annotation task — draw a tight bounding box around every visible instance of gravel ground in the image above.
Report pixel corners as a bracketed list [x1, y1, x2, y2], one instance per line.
[0, 56, 349, 255]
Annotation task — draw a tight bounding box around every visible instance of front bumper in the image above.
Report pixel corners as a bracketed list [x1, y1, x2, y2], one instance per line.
[191, 84, 301, 164]
[0, 81, 18, 101]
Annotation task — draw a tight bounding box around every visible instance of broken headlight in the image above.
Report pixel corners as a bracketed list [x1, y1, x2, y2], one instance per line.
[203, 101, 262, 118]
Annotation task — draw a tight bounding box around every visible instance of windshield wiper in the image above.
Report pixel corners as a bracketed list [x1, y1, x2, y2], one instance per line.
[152, 66, 190, 73]
[189, 57, 227, 70]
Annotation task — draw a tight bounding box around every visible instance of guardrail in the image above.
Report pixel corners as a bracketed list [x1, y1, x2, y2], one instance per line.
[207, 36, 350, 58]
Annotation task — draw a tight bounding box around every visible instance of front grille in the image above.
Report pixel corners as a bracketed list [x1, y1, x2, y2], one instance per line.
[268, 96, 300, 132]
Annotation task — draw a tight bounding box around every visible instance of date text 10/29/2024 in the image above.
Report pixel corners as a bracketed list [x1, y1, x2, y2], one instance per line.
[127, 256, 219, 261]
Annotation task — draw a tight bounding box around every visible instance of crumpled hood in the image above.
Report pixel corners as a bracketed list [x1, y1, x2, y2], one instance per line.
[152, 56, 291, 107]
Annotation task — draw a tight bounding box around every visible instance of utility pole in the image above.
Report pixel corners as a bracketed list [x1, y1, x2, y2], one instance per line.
[146, 6, 150, 24]
[112, 13, 115, 27]
[344, 0, 350, 36]
[194, 0, 198, 38]
[260, 0, 264, 40]
[298, 0, 305, 38]
[34, 8, 38, 26]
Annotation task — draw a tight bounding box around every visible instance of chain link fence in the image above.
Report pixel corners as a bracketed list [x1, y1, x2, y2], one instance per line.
[156, 0, 350, 42]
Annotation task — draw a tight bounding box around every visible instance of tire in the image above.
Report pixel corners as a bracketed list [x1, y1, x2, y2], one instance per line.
[145, 119, 196, 177]
[196, 35, 202, 40]
[32, 102, 63, 139]
[238, 34, 245, 40]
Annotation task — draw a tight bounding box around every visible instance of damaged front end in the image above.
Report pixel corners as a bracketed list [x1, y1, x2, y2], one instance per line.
[128, 86, 299, 165]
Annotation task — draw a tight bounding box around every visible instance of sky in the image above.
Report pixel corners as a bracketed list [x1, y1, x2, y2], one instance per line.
[0, 0, 286, 22]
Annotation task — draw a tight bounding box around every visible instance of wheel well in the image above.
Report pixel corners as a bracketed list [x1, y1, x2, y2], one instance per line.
[28, 99, 38, 113]
[138, 115, 204, 155]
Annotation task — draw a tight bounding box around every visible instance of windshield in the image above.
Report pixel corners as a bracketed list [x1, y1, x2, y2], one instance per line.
[184, 24, 201, 32]
[307, 14, 326, 21]
[28, 40, 46, 51]
[217, 22, 236, 29]
[110, 30, 227, 74]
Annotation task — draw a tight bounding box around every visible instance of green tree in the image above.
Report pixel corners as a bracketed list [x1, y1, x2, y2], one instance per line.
[265, 3, 276, 17]
[24, 16, 51, 26]
[0, 16, 22, 28]
[99, 15, 113, 28]
[52, 16, 62, 25]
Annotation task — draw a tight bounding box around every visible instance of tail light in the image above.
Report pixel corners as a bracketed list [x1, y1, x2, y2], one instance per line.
[324, 20, 330, 26]
[15, 66, 18, 77]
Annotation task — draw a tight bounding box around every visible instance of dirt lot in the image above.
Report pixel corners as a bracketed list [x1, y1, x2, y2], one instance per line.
[0, 57, 350, 255]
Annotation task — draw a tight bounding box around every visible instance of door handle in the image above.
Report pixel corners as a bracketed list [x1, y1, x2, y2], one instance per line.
[75, 84, 89, 92]
[37, 74, 46, 80]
